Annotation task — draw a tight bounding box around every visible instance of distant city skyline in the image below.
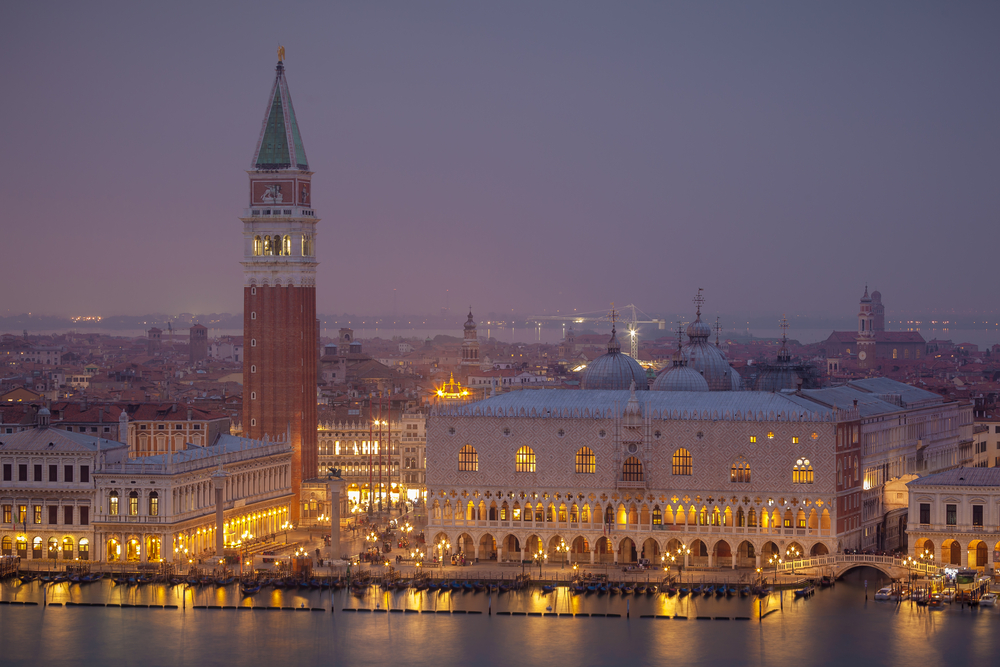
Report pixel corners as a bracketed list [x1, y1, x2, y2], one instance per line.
[3, 1, 998, 319]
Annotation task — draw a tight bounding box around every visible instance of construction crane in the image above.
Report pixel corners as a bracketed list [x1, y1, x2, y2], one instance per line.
[525, 304, 666, 359]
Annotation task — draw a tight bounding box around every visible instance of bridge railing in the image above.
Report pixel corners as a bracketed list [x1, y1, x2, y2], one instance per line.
[774, 554, 938, 576]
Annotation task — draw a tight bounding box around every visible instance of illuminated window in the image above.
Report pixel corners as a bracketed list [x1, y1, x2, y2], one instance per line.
[263, 235, 273, 255]
[516, 446, 536, 473]
[749, 436, 757, 443]
[767, 432, 775, 440]
[793, 458, 814, 484]
[282, 234, 292, 256]
[253, 235, 263, 256]
[672, 448, 692, 476]
[622, 456, 643, 482]
[302, 234, 314, 257]
[792, 436, 799, 444]
[62, 537, 74, 560]
[458, 445, 478, 472]
[892, 349, 898, 359]
[652, 506, 662, 525]
[78, 538, 89, 561]
[575, 446, 596, 474]
[149, 491, 159, 516]
[810, 432, 819, 440]
[108, 491, 119, 515]
[730, 456, 751, 483]
[128, 491, 139, 516]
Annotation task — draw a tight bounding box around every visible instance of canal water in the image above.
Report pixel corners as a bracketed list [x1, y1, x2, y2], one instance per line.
[1, 568, 998, 666]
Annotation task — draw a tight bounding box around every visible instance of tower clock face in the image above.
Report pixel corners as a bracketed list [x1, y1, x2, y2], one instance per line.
[858, 351, 867, 361]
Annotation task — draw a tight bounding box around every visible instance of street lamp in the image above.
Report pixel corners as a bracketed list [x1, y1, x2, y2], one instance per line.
[533, 549, 547, 578]
[555, 540, 569, 569]
[785, 547, 801, 575]
[281, 521, 291, 543]
[768, 554, 783, 586]
[437, 540, 450, 567]
[674, 546, 691, 584]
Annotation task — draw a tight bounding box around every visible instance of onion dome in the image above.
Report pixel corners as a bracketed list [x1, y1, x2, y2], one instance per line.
[652, 334, 709, 392]
[652, 365, 710, 392]
[581, 327, 649, 390]
[682, 317, 733, 391]
[464, 309, 476, 330]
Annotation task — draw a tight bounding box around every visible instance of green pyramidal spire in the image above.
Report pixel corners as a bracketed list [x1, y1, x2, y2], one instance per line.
[252, 61, 309, 171]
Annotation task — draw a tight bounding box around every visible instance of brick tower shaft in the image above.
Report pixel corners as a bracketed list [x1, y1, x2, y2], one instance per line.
[241, 56, 319, 521]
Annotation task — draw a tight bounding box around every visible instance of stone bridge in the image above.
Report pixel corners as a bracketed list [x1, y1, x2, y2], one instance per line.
[775, 554, 938, 580]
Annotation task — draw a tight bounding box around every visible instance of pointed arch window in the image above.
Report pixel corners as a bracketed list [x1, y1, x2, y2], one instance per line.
[793, 458, 814, 484]
[515, 446, 536, 473]
[672, 448, 692, 476]
[731, 456, 751, 483]
[575, 446, 596, 473]
[458, 445, 478, 472]
[622, 456, 643, 481]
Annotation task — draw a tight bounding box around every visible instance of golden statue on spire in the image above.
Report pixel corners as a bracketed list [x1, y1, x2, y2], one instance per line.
[278, 45, 286, 62]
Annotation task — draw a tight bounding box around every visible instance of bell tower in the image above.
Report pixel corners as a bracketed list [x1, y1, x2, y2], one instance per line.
[856, 286, 875, 369]
[241, 53, 319, 520]
[461, 308, 480, 367]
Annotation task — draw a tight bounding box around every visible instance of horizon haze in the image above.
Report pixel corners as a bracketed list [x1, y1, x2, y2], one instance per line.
[3, 2, 998, 321]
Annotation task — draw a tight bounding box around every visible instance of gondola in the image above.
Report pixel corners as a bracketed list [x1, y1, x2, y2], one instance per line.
[715, 586, 725, 598]
[702, 585, 714, 597]
[819, 575, 835, 588]
[646, 585, 657, 595]
[463, 581, 474, 592]
[541, 585, 555, 593]
[691, 585, 703, 595]
[726, 586, 737, 597]
[241, 583, 261, 595]
[793, 585, 815, 599]
[473, 581, 485, 592]
[609, 583, 620, 594]
[678, 587, 690, 597]
[740, 586, 751, 598]
[665, 586, 677, 597]
[622, 584, 634, 595]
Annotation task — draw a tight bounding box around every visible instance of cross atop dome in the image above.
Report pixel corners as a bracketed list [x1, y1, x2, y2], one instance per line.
[692, 289, 705, 317]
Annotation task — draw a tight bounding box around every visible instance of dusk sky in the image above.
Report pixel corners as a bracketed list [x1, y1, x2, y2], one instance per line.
[4, 1, 998, 322]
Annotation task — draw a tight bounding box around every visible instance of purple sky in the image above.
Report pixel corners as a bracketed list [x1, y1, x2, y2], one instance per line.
[4, 2, 998, 322]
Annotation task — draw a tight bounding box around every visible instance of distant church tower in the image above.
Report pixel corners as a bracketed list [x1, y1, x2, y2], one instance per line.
[461, 308, 480, 367]
[856, 286, 875, 369]
[189, 324, 208, 363]
[870, 290, 885, 332]
[241, 54, 319, 520]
